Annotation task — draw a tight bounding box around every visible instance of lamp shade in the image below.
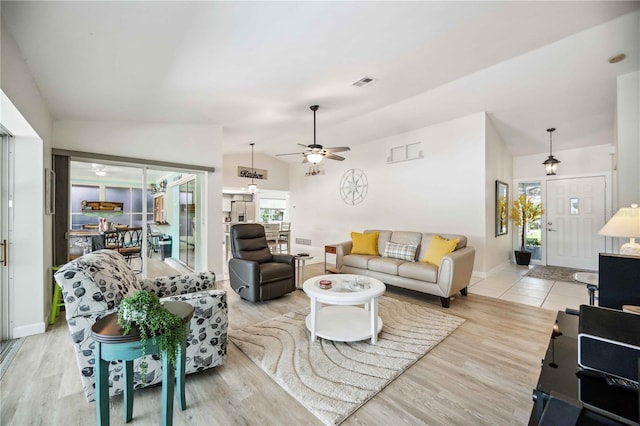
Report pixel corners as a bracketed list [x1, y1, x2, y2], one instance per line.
[307, 153, 323, 164]
[598, 204, 640, 255]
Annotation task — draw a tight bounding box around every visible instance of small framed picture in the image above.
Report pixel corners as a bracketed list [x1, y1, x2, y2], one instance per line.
[45, 168, 55, 215]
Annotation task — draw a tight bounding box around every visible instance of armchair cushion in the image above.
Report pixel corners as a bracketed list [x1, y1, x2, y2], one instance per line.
[55, 249, 141, 317]
[260, 262, 295, 284]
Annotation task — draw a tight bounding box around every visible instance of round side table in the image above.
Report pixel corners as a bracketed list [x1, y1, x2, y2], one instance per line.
[91, 301, 193, 426]
[573, 272, 599, 305]
[294, 255, 314, 289]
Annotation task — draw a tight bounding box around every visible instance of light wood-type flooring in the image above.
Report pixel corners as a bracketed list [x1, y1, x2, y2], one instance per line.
[1, 262, 556, 425]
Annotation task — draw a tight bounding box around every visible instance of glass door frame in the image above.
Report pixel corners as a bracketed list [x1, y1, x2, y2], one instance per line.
[513, 179, 545, 265]
[0, 131, 14, 340]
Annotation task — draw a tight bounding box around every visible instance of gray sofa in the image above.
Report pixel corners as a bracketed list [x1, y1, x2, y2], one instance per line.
[334, 230, 475, 307]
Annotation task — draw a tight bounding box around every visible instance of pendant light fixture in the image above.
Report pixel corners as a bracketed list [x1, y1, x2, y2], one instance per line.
[542, 128, 560, 176]
[248, 143, 257, 194]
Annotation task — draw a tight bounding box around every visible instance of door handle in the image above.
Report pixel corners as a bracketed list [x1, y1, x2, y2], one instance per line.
[548, 228, 556, 232]
[1, 239, 6, 266]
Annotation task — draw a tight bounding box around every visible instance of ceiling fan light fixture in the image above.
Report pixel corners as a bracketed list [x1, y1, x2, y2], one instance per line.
[307, 152, 323, 164]
[95, 170, 107, 177]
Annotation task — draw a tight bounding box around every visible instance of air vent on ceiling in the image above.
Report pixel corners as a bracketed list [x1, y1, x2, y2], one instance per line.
[352, 76, 377, 87]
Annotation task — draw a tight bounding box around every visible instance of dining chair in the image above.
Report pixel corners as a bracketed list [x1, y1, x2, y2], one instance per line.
[263, 223, 282, 253]
[116, 227, 143, 272]
[278, 222, 291, 253]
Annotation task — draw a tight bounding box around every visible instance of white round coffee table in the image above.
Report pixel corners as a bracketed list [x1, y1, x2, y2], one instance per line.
[302, 274, 386, 344]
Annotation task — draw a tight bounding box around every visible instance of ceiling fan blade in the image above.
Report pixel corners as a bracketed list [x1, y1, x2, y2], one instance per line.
[276, 152, 305, 156]
[324, 153, 345, 161]
[298, 143, 310, 149]
[302, 156, 309, 164]
[323, 146, 350, 153]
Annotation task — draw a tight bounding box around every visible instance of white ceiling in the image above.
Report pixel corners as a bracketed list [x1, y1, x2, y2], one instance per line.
[3, 1, 639, 159]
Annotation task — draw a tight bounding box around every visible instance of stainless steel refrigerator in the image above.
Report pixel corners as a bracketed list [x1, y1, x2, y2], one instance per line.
[231, 201, 255, 222]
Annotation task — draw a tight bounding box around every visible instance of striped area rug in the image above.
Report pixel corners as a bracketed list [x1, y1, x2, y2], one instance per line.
[229, 297, 465, 425]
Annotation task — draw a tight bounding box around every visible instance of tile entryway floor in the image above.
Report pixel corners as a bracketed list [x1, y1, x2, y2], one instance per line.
[467, 263, 590, 312]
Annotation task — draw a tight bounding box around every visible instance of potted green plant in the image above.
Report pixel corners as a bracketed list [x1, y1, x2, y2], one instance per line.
[509, 194, 544, 266]
[117, 290, 187, 383]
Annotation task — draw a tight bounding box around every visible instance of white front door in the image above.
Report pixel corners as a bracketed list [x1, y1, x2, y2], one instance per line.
[546, 176, 606, 270]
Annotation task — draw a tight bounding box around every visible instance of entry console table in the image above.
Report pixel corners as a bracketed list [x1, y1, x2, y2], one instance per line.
[530, 310, 639, 425]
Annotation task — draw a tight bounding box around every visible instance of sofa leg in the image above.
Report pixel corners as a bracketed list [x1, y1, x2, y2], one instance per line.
[460, 287, 468, 296]
[440, 297, 450, 308]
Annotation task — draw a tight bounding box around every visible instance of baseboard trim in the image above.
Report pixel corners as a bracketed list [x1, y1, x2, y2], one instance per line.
[13, 322, 46, 338]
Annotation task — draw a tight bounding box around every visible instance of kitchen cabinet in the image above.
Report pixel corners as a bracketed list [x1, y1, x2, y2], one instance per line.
[153, 193, 167, 224]
[222, 195, 232, 212]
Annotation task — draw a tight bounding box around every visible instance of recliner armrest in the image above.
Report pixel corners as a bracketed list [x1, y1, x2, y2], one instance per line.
[272, 253, 295, 266]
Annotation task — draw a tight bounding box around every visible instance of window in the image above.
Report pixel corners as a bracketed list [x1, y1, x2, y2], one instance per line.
[70, 185, 100, 229]
[259, 198, 287, 223]
[517, 182, 543, 261]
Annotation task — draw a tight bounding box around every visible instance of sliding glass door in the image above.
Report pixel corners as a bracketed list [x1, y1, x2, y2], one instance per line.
[179, 178, 196, 269]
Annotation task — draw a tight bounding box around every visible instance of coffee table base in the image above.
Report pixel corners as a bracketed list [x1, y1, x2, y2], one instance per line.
[305, 305, 383, 344]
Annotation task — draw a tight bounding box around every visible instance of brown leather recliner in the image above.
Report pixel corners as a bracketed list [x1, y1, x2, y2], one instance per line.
[229, 223, 296, 302]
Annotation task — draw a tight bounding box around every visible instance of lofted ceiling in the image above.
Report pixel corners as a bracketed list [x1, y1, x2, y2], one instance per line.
[2, 1, 639, 159]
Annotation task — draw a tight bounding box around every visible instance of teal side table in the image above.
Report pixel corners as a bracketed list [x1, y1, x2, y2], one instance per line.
[91, 301, 194, 426]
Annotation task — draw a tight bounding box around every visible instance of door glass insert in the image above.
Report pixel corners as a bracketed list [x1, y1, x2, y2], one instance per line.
[179, 178, 196, 270]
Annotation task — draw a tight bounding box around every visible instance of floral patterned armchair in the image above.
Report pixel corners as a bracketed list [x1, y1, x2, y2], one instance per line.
[54, 249, 227, 402]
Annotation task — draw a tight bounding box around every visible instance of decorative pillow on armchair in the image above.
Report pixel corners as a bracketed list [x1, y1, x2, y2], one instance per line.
[382, 242, 418, 261]
[54, 250, 141, 317]
[350, 231, 380, 255]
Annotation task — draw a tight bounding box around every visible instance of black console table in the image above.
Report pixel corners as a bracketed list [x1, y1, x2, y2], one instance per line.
[530, 311, 639, 425]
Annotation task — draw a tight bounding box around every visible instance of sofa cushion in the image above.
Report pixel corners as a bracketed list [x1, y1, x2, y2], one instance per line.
[390, 231, 422, 246]
[398, 262, 439, 283]
[382, 242, 418, 262]
[363, 230, 392, 255]
[421, 235, 460, 266]
[351, 231, 380, 255]
[417, 233, 467, 262]
[368, 257, 406, 275]
[343, 254, 376, 269]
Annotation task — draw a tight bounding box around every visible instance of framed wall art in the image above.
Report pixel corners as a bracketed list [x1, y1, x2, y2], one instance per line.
[495, 180, 508, 236]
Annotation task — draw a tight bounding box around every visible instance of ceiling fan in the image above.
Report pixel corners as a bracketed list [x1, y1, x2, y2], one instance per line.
[276, 105, 350, 164]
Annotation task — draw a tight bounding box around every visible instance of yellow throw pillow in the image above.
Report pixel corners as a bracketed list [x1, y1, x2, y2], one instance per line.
[421, 235, 459, 266]
[350, 231, 380, 255]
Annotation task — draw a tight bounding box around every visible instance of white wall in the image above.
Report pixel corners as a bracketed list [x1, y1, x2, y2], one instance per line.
[53, 120, 224, 276]
[484, 115, 513, 273]
[616, 71, 640, 208]
[289, 112, 490, 273]
[223, 153, 290, 191]
[513, 144, 613, 180]
[1, 24, 53, 337]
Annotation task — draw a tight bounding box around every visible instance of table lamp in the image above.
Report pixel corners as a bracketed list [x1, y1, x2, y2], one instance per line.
[598, 203, 640, 256]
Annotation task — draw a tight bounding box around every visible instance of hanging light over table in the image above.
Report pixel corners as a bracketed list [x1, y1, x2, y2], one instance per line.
[248, 143, 257, 194]
[542, 128, 560, 176]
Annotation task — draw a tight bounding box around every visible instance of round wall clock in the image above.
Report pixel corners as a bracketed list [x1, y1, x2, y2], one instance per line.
[340, 168, 368, 205]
